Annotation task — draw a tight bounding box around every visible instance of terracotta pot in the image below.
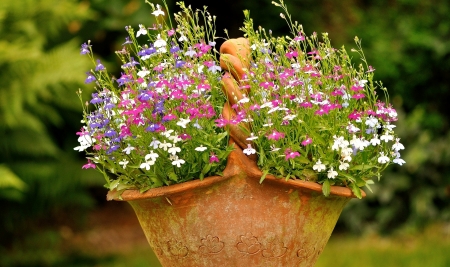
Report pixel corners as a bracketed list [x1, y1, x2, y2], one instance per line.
[107, 38, 364, 266]
[107, 146, 363, 267]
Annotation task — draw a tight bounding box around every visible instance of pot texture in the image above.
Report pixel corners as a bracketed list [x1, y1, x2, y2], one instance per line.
[107, 146, 362, 267]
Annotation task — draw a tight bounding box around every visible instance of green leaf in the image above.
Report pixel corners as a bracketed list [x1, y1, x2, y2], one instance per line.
[349, 164, 378, 171]
[259, 169, 269, 184]
[351, 183, 362, 199]
[322, 179, 331, 197]
[0, 165, 27, 191]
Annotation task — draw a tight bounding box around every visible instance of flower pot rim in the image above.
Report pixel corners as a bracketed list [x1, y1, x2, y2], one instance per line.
[107, 172, 365, 202]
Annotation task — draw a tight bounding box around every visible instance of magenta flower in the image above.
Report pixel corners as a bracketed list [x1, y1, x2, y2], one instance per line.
[348, 110, 362, 120]
[284, 149, 300, 160]
[82, 159, 96, 169]
[267, 130, 285, 141]
[259, 81, 275, 89]
[209, 153, 219, 163]
[300, 102, 313, 108]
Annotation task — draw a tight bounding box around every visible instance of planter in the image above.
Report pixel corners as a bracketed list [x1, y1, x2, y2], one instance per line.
[107, 146, 364, 267]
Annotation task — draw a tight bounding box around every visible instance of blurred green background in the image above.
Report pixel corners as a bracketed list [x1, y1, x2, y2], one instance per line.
[1, 0, 449, 266]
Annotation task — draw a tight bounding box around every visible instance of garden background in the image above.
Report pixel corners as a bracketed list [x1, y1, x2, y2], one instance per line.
[1, 0, 449, 266]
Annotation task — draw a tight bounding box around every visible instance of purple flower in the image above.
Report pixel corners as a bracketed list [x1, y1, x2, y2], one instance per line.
[170, 45, 180, 53]
[122, 37, 133, 46]
[80, 42, 91, 55]
[175, 60, 185, 68]
[105, 129, 117, 137]
[146, 123, 160, 132]
[90, 93, 102, 104]
[85, 72, 96, 84]
[95, 59, 105, 71]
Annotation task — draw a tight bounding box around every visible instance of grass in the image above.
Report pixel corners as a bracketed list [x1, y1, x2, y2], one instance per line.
[3, 224, 449, 267]
[316, 225, 450, 267]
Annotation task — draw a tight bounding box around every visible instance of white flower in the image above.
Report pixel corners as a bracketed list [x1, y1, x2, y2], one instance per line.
[161, 129, 174, 138]
[176, 117, 190, 128]
[74, 134, 93, 152]
[350, 135, 367, 151]
[378, 152, 390, 164]
[159, 141, 172, 151]
[168, 146, 181, 155]
[392, 138, 405, 151]
[268, 106, 280, 114]
[270, 145, 280, 152]
[339, 161, 349, 171]
[122, 144, 135, 155]
[346, 123, 360, 133]
[195, 145, 207, 152]
[332, 135, 349, 151]
[243, 144, 256, 155]
[283, 114, 297, 121]
[380, 132, 394, 142]
[136, 24, 147, 37]
[246, 133, 258, 141]
[140, 160, 155, 170]
[237, 96, 250, 104]
[137, 69, 150, 77]
[178, 35, 188, 42]
[365, 116, 379, 128]
[119, 159, 129, 169]
[393, 156, 406, 166]
[313, 160, 326, 172]
[172, 157, 185, 168]
[168, 135, 182, 143]
[149, 138, 161, 149]
[384, 123, 396, 131]
[152, 4, 165, 16]
[145, 150, 159, 162]
[370, 135, 381, 146]
[327, 167, 338, 179]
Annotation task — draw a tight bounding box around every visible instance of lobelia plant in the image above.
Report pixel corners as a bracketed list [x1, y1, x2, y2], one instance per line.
[75, 1, 233, 192]
[220, 0, 406, 198]
[75, 0, 405, 198]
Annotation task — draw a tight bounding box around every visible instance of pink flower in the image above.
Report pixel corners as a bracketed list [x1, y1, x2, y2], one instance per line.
[284, 149, 300, 160]
[352, 93, 365, 100]
[82, 159, 96, 169]
[267, 130, 285, 141]
[301, 137, 313, 146]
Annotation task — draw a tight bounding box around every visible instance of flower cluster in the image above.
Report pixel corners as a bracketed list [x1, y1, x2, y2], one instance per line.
[75, 2, 232, 191]
[218, 1, 406, 197]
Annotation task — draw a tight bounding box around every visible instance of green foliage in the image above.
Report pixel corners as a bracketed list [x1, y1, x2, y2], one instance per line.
[0, 0, 100, 242]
